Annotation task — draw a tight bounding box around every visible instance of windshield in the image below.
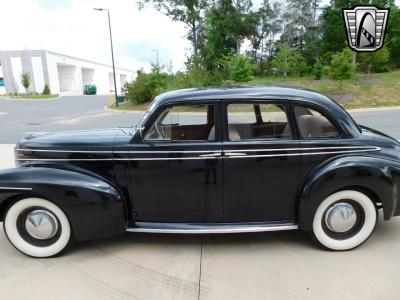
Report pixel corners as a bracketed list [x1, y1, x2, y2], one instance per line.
[136, 101, 157, 128]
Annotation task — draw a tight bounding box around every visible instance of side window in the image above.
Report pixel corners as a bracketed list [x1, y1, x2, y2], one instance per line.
[144, 104, 215, 141]
[294, 105, 339, 138]
[227, 103, 292, 141]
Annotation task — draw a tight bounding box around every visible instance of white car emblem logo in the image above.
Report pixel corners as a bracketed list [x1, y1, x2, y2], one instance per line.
[342, 6, 389, 52]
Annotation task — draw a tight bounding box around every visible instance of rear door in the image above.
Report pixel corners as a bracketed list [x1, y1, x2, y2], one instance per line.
[222, 101, 300, 222]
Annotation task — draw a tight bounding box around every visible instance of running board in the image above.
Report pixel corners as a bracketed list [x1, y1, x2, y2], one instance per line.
[126, 221, 298, 234]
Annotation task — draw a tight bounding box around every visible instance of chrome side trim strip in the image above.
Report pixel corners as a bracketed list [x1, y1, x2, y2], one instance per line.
[16, 148, 222, 154]
[16, 157, 222, 162]
[15, 147, 380, 162]
[127, 222, 298, 234]
[16, 146, 378, 154]
[225, 147, 381, 159]
[0, 187, 32, 191]
[224, 146, 380, 152]
[16, 148, 114, 154]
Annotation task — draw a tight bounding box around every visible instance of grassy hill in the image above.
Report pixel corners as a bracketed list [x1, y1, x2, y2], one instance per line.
[249, 71, 400, 109]
[116, 71, 400, 111]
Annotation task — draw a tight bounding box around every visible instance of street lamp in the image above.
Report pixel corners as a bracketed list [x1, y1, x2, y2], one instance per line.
[152, 49, 159, 67]
[93, 8, 118, 107]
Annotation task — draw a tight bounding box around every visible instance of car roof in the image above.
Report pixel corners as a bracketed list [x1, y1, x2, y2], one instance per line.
[154, 86, 361, 138]
[156, 86, 334, 106]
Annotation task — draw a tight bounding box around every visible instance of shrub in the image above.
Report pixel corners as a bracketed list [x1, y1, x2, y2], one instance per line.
[220, 54, 255, 83]
[122, 66, 168, 104]
[313, 59, 324, 80]
[21, 72, 31, 94]
[42, 84, 51, 95]
[359, 47, 391, 75]
[329, 48, 354, 90]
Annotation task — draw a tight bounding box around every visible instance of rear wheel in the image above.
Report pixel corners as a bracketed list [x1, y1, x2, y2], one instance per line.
[3, 197, 72, 258]
[311, 190, 377, 251]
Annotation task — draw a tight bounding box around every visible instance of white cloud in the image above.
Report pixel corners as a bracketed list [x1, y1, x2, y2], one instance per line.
[0, 0, 191, 72]
[1, 0, 399, 73]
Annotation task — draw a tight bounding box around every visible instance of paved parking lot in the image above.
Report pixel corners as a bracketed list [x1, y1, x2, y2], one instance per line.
[1, 98, 400, 299]
[1, 143, 400, 299]
[0, 96, 400, 143]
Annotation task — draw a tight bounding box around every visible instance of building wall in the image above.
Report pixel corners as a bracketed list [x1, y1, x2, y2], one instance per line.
[0, 50, 134, 96]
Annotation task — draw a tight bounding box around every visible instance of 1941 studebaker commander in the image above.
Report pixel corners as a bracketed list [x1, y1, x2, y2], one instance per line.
[1, 86, 400, 257]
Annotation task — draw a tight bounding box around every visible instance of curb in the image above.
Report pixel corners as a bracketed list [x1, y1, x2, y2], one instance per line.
[0, 97, 60, 101]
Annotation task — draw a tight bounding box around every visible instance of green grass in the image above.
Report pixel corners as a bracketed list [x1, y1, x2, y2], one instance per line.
[112, 70, 400, 111]
[2, 94, 59, 100]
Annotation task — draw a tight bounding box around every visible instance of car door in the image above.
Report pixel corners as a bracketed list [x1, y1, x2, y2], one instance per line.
[291, 103, 354, 181]
[128, 102, 224, 223]
[222, 101, 300, 223]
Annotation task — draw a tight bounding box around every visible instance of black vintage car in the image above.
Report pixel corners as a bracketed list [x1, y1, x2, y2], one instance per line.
[1, 86, 400, 257]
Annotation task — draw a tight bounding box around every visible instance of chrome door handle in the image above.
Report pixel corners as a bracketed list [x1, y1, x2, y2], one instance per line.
[224, 152, 247, 157]
[199, 153, 222, 157]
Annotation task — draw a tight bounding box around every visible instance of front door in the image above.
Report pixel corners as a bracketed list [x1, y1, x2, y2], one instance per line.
[222, 101, 300, 222]
[129, 102, 223, 223]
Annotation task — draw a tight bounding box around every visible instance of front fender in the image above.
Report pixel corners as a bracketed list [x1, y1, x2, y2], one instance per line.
[0, 165, 126, 241]
[298, 156, 400, 231]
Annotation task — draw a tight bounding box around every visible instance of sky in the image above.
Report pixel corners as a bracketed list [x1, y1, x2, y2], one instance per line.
[1, 0, 190, 73]
[1, 0, 399, 74]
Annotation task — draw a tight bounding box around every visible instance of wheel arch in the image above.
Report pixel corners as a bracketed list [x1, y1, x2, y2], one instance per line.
[296, 155, 400, 231]
[0, 165, 128, 241]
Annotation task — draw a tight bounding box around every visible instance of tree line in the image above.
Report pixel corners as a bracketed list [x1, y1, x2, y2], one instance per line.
[123, 0, 400, 103]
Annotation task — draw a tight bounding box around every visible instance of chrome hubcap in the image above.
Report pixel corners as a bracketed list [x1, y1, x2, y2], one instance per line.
[325, 202, 357, 233]
[25, 210, 58, 240]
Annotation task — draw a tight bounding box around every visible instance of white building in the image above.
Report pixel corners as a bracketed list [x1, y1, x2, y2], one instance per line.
[0, 50, 134, 96]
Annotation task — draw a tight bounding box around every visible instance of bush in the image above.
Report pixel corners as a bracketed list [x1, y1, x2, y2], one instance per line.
[122, 66, 168, 104]
[359, 47, 391, 74]
[313, 59, 324, 80]
[220, 54, 255, 83]
[42, 84, 50, 95]
[329, 48, 354, 90]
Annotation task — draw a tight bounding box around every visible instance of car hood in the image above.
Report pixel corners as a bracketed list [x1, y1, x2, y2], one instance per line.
[17, 128, 120, 151]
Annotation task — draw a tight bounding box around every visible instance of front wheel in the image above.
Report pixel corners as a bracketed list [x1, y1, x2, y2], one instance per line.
[311, 190, 377, 251]
[3, 197, 72, 258]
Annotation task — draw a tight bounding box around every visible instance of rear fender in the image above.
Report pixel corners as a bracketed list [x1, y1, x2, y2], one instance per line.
[297, 156, 400, 231]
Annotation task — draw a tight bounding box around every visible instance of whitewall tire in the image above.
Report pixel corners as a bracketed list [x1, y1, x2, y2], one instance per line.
[4, 197, 72, 258]
[312, 190, 377, 251]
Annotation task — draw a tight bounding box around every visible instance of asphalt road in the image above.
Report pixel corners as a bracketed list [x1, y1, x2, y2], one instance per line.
[0, 96, 399, 143]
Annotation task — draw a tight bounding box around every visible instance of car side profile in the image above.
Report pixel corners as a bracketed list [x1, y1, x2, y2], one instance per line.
[1, 86, 400, 257]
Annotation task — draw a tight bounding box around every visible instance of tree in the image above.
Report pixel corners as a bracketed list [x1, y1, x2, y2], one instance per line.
[21, 72, 30, 94]
[386, 5, 400, 67]
[359, 47, 391, 76]
[250, 0, 281, 69]
[138, 0, 208, 56]
[220, 54, 254, 83]
[42, 84, 51, 95]
[123, 66, 169, 104]
[271, 43, 305, 77]
[281, 0, 316, 48]
[329, 48, 354, 90]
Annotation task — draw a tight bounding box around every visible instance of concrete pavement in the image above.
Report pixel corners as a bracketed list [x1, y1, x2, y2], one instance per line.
[1, 144, 400, 299]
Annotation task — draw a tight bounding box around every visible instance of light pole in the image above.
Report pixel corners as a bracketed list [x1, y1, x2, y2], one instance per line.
[152, 49, 159, 67]
[94, 8, 118, 107]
